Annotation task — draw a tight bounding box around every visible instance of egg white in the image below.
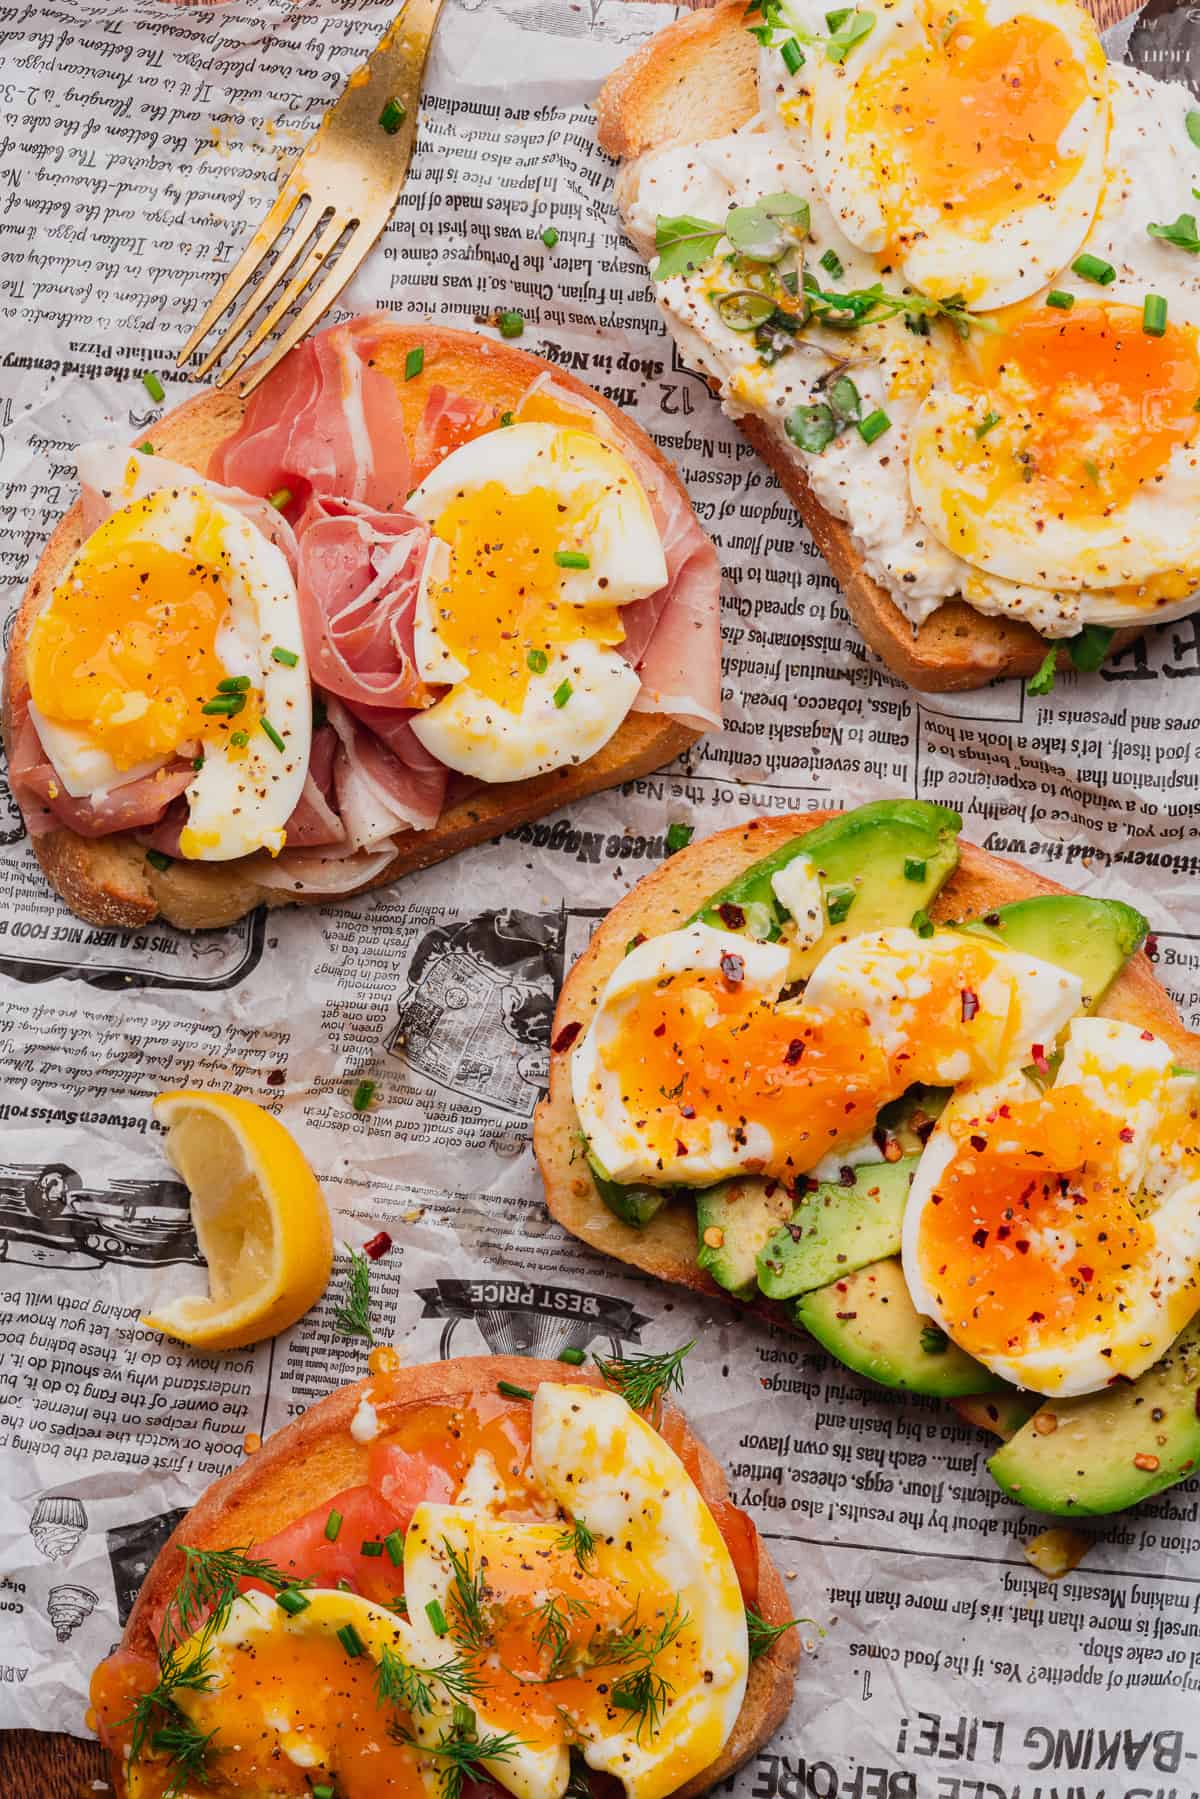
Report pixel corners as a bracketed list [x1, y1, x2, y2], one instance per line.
[405, 423, 665, 783]
[902, 1018, 1200, 1396]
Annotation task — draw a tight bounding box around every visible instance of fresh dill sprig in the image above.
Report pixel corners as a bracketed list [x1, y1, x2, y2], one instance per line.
[126, 1637, 220, 1767]
[533, 1592, 590, 1677]
[335, 1247, 376, 1345]
[161, 1544, 294, 1649]
[598, 1596, 689, 1742]
[555, 1516, 597, 1569]
[151, 1715, 219, 1799]
[442, 1537, 490, 1650]
[409, 1718, 525, 1799]
[746, 1605, 813, 1661]
[592, 1342, 694, 1413]
[375, 1643, 480, 1716]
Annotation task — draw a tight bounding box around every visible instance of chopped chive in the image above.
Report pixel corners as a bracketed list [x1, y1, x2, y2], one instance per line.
[260, 717, 286, 753]
[498, 310, 525, 338]
[337, 1623, 365, 1658]
[527, 648, 549, 674]
[268, 486, 292, 510]
[825, 884, 856, 924]
[780, 35, 805, 72]
[559, 1346, 586, 1365]
[230, 730, 249, 747]
[665, 821, 694, 854]
[313, 1787, 334, 1799]
[192, 754, 204, 772]
[903, 858, 926, 882]
[497, 1379, 534, 1400]
[541, 225, 560, 248]
[360, 1539, 384, 1558]
[819, 247, 844, 279]
[857, 408, 891, 444]
[141, 370, 165, 402]
[379, 96, 407, 134]
[384, 1530, 404, 1567]
[1188, 110, 1200, 148]
[217, 675, 252, 693]
[1071, 253, 1115, 286]
[145, 849, 172, 872]
[452, 1702, 476, 1734]
[554, 549, 590, 569]
[1045, 289, 1074, 310]
[911, 908, 935, 938]
[272, 646, 300, 667]
[426, 1599, 449, 1637]
[324, 1509, 343, 1542]
[553, 679, 573, 708]
[405, 345, 424, 381]
[974, 410, 1001, 439]
[139, 440, 154, 454]
[275, 1587, 310, 1616]
[352, 1078, 377, 1114]
[201, 694, 245, 717]
[1143, 293, 1168, 337]
[499, 410, 515, 427]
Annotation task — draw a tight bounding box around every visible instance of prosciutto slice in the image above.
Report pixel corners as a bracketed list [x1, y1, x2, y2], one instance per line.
[325, 697, 444, 841]
[208, 314, 411, 515]
[8, 706, 193, 839]
[295, 495, 430, 711]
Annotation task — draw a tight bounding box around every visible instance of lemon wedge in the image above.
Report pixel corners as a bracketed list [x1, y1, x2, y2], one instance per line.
[141, 1090, 333, 1351]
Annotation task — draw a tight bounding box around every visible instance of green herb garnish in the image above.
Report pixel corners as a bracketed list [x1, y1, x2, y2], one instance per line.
[652, 212, 725, 281]
[379, 96, 407, 134]
[1027, 645, 1057, 696]
[334, 1248, 375, 1345]
[592, 1342, 693, 1413]
[1147, 214, 1200, 254]
[665, 821, 694, 854]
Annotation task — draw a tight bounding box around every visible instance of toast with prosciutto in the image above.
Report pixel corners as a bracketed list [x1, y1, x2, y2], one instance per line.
[89, 1355, 802, 1798]
[6, 318, 720, 929]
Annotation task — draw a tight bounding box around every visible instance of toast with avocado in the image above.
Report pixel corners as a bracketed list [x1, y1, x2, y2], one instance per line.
[535, 800, 1200, 1516]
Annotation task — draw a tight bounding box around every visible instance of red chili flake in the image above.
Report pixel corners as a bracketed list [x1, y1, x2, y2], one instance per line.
[1031, 1043, 1050, 1076]
[960, 988, 979, 1022]
[784, 1038, 805, 1065]
[1145, 934, 1159, 961]
[972, 1228, 988, 1248]
[266, 1068, 285, 1087]
[1141, 1030, 1155, 1042]
[363, 1231, 392, 1260]
[1028, 1311, 1045, 1324]
[1016, 1240, 1030, 1254]
[1078, 1265, 1094, 1282]
[552, 1020, 582, 1054]
[719, 902, 746, 929]
[838, 1165, 856, 1187]
[998, 1104, 1011, 1118]
[628, 932, 646, 951]
[675, 1140, 689, 1157]
[1118, 1127, 1134, 1143]
[970, 1133, 987, 1152]
[653, 1023, 666, 1037]
[835, 1311, 858, 1321]
[983, 911, 1001, 927]
[997, 1225, 1010, 1240]
[1194, 1388, 1200, 1419]
[720, 951, 745, 984]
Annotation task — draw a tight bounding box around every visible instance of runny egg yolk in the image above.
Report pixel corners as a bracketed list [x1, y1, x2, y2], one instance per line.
[599, 945, 1020, 1178]
[428, 480, 625, 713]
[915, 1088, 1195, 1373]
[942, 301, 1200, 528]
[27, 504, 253, 771]
[844, 0, 1097, 250]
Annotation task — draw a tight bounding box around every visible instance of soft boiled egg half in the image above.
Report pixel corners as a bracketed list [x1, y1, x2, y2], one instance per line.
[771, 0, 1109, 310]
[25, 448, 309, 861]
[903, 1017, 1200, 1396]
[909, 299, 1200, 595]
[572, 922, 1083, 1187]
[406, 422, 667, 782]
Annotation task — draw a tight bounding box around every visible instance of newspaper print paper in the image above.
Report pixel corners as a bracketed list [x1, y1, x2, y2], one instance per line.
[1, 0, 1199, 1789]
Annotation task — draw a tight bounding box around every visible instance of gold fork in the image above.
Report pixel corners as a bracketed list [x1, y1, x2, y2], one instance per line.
[177, 0, 444, 397]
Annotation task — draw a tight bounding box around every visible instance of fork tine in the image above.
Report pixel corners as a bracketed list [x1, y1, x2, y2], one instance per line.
[191, 200, 326, 383]
[176, 183, 307, 370]
[216, 211, 350, 389]
[237, 216, 391, 399]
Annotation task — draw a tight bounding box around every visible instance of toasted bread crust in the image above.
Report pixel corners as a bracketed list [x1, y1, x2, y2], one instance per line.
[596, 0, 1135, 690]
[108, 1355, 799, 1797]
[5, 327, 705, 930]
[535, 814, 1198, 1308]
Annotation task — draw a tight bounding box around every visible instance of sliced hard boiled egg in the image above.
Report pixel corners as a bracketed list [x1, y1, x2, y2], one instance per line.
[405, 423, 665, 783]
[902, 1017, 1200, 1396]
[773, 0, 1109, 310]
[26, 462, 309, 861]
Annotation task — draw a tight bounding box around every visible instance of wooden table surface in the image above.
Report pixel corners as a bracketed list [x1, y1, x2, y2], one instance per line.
[0, 0, 1146, 1786]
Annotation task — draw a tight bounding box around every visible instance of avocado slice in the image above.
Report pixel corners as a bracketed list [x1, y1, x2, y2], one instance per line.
[795, 1258, 1006, 1396]
[957, 894, 1148, 1011]
[691, 799, 961, 977]
[988, 1316, 1200, 1516]
[587, 1153, 668, 1229]
[757, 1156, 917, 1301]
[696, 1177, 793, 1298]
[951, 1390, 1040, 1442]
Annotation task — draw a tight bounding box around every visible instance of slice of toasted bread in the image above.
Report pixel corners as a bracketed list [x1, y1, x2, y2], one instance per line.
[6, 327, 707, 931]
[596, 0, 1133, 691]
[535, 812, 1196, 1311]
[101, 1355, 800, 1798]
